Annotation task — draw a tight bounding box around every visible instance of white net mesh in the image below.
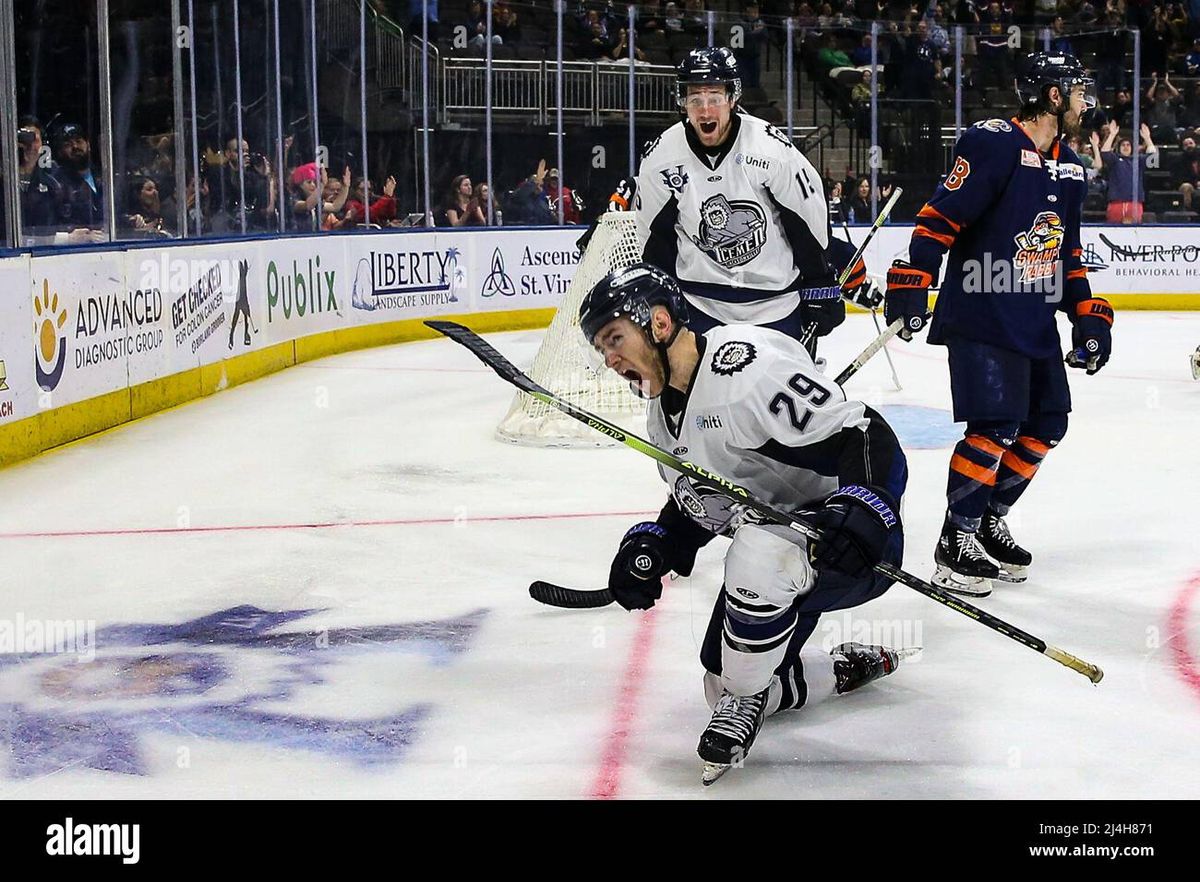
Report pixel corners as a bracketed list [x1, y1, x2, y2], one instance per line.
[495, 212, 647, 447]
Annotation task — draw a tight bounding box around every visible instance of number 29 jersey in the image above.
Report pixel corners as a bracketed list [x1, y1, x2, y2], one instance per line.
[646, 324, 908, 534]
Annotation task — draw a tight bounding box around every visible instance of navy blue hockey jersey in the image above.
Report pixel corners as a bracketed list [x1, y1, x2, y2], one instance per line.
[907, 117, 1094, 359]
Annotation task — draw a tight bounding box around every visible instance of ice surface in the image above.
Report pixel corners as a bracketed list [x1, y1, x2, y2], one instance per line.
[1, 313, 1198, 798]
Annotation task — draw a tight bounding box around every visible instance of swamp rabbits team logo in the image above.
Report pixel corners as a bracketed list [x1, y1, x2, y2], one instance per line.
[1013, 211, 1064, 285]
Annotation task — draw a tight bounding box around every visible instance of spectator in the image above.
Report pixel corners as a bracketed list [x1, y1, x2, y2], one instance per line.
[1145, 72, 1182, 143]
[638, 0, 666, 33]
[409, 0, 440, 41]
[122, 175, 171, 237]
[1100, 120, 1156, 224]
[926, 5, 950, 56]
[683, 0, 707, 37]
[442, 174, 486, 225]
[505, 160, 555, 225]
[1166, 3, 1188, 48]
[575, 12, 615, 59]
[544, 169, 583, 223]
[344, 175, 399, 226]
[465, 0, 501, 49]
[49, 122, 106, 241]
[290, 163, 350, 229]
[1095, 10, 1128, 92]
[1047, 15, 1073, 55]
[735, 1, 768, 90]
[898, 18, 939, 100]
[1034, 0, 1058, 25]
[494, 3, 520, 45]
[320, 169, 353, 230]
[473, 181, 503, 225]
[663, 2, 685, 32]
[975, 2, 1013, 98]
[1142, 13, 1171, 79]
[611, 26, 648, 61]
[208, 136, 276, 233]
[1184, 37, 1200, 76]
[817, 33, 851, 72]
[16, 116, 61, 239]
[851, 33, 873, 66]
[1179, 82, 1200, 129]
[1175, 135, 1200, 212]
[846, 176, 871, 223]
[828, 179, 850, 225]
[1108, 86, 1133, 128]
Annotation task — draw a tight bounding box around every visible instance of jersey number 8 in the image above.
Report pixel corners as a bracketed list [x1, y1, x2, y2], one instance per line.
[769, 371, 830, 433]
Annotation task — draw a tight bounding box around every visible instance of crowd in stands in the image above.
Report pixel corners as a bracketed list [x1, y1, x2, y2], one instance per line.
[17, 0, 1200, 242]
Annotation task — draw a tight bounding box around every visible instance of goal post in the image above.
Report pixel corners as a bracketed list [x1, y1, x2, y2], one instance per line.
[495, 212, 647, 447]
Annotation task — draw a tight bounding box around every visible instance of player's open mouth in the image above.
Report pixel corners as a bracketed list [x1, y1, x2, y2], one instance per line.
[622, 368, 643, 385]
[700, 121, 718, 136]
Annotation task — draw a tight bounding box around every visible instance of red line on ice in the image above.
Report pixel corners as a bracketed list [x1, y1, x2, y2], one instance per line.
[1167, 573, 1200, 706]
[590, 580, 665, 800]
[0, 510, 657, 540]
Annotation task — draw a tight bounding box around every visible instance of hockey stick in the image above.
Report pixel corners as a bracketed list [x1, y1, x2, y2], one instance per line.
[529, 580, 614, 608]
[838, 215, 902, 391]
[835, 186, 902, 289]
[427, 319, 1104, 684]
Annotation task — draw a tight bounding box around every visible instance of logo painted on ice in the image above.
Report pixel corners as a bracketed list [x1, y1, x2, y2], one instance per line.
[33, 280, 68, 392]
[0, 605, 488, 778]
[480, 248, 517, 297]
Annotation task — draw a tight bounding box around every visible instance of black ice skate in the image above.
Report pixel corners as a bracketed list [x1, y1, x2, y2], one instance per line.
[933, 518, 998, 597]
[832, 642, 920, 694]
[697, 687, 769, 786]
[977, 509, 1031, 582]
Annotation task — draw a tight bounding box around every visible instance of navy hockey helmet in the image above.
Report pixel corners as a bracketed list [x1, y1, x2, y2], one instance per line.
[1015, 52, 1097, 114]
[579, 262, 690, 346]
[676, 47, 742, 108]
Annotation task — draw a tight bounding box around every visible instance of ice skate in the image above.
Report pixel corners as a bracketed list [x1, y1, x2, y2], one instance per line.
[977, 509, 1031, 582]
[933, 518, 998, 597]
[697, 687, 769, 786]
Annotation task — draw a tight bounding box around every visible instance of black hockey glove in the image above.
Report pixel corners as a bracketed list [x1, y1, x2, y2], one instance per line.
[1066, 297, 1114, 375]
[803, 485, 899, 579]
[608, 523, 670, 611]
[800, 284, 846, 338]
[840, 255, 882, 310]
[884, 259, 933, 341]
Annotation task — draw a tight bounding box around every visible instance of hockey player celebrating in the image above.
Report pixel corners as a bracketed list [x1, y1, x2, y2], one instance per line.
[580, 262, 912, 784]
[635, 47, 877, 355]
[884, 53, 1114, 596]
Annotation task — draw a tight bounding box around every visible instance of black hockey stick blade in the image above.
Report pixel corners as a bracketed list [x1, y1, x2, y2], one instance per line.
[529, 581, 615, 609]
[424, 320, 547, 395]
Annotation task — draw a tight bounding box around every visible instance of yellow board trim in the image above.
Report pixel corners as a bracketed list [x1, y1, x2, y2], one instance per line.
[0, 307, 556, 470]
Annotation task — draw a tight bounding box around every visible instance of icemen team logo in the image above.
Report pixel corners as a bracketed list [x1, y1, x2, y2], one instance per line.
[711, 340, 756, 375]
[692, 195, 768, 268]
[1013, 211, 1065, 285]
[33, 280, 68, 392]
[0, 605, 487, 778]
[480, 248, 516, 297]
[661, 165, 689, 194]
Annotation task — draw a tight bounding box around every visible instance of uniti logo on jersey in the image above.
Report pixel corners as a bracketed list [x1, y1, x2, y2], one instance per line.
[693, 195, 767, 269]
[1013, 211, 1064, 284]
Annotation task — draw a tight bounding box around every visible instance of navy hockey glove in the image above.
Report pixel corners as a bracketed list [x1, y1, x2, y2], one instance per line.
[1066, 297, 1114, 375]
[884, 260, 933, 341]
[608, 523, 670, 610]
[840, 255, 882, 310]
[803, 485, 899, 579]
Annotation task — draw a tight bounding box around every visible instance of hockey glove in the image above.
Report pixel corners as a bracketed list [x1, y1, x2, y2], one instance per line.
[884, 260, 934, 341]
[803, 485, 899, 579]
[608, 523, 671, 610]
[840, 255, 883, 310]
[1066, 297, 1114, 375]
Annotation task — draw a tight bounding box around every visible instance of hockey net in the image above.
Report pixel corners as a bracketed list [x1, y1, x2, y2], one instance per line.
[495, 212, 647, 446]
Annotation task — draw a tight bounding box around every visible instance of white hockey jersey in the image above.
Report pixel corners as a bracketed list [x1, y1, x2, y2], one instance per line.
[647, 324, 907, 536]
[635, 111, 834, 325]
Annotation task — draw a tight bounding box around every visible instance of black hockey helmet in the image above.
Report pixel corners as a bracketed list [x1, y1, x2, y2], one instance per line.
[580, 262, 690, 346]
[676, 47, 742, 108]
[1015, 52, 1097, 114]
